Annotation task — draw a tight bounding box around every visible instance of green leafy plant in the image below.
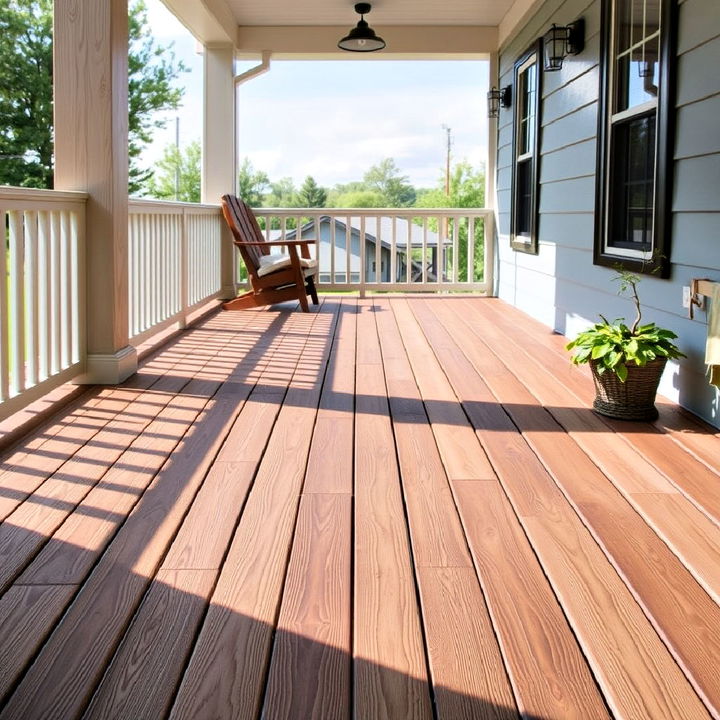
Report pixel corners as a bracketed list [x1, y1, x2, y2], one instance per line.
[566, 268, 685, 382]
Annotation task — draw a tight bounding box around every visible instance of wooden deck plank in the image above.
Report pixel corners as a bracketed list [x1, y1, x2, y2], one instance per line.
[0, 309, 313, 720]
[353, 301, 433, 720]
[304, 300, 356, 494]
[262, 493, 352, 719]
[373, 298, 472, 569]
[419, 299, 712, 720]
[373, 299, 520, 716]
[389, 298, 495, 481]
[82, 309, 319, 720]
[416, 300, 720, 715]
[404, 300, 609, 719]
[460, 298, 720, 604]
[168, 301, 341, 720]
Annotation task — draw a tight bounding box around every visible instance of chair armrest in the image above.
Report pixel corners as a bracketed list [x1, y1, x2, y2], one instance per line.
[233, 239, 317, 247]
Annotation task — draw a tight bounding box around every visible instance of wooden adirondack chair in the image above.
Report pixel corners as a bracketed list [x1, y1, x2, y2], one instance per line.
[221, 195, 319, 312]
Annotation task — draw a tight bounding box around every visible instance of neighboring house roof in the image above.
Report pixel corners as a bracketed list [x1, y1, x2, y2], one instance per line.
[270, 215, 448, 249]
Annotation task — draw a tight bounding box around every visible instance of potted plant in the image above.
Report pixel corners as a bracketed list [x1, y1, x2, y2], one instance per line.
[566, 269, 685, 420]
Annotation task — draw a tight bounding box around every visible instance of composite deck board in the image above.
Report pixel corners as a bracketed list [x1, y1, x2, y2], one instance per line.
[168, 301, 341, 720]
[420, 299, 712, 720]
[461, 298, 720, 604]
[0, 297, 717, 720]
[416, 300, 720, 715]
[353, 301, 434, 720]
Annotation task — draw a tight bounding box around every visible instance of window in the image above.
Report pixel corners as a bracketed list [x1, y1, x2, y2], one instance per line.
[595, 0, 676, 276]
[511, 42, 542, 253]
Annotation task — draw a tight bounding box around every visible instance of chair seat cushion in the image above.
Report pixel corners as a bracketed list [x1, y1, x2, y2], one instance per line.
[257, 252, 318, 277]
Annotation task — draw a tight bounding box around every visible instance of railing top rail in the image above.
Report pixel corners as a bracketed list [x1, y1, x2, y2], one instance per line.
[128, 198, 221, 213]
[252, 207, 492, 218]
[0, 186, 89, 204]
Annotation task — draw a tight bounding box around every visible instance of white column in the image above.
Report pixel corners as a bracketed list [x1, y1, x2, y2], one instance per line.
[485, 51, 499, 298]
[54, 0, 137, 383]
[203, 44, 237, 300]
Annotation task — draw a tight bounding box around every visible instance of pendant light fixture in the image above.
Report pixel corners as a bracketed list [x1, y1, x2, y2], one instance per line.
[338, 3, 386, 52]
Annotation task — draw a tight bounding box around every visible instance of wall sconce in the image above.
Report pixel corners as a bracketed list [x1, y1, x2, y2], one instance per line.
[543, 19, 584, 71]
[487, 86, 511, 118]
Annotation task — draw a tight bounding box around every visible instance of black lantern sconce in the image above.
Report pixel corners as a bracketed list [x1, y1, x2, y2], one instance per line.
[338, 3, 386, 52]
[543, 19, 584, 71]
[487, 86, 512, 118]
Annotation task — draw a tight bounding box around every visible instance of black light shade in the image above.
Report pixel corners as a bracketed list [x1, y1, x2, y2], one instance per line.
[487, 86, 512, 118]
[543, 19, 584, 71]
[338, 3, 386, 52]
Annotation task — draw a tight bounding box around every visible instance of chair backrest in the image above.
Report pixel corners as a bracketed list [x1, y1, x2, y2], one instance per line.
[221, 195, 270, 273]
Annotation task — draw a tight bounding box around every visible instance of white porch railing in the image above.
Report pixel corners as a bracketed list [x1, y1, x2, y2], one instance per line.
[128, 200, 223, 344]
[254, 208, 493, 294]
[0, 187, 87, 421]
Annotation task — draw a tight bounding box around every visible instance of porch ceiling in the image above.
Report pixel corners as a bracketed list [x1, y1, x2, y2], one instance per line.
[161, 0, 541, 55]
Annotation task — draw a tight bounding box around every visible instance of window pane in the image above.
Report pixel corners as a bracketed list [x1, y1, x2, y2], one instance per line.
[615, 0, 635, 52]
[516, 159, 532, 236]
[518, 63, 536, 155]
[609, 114, 656, 250]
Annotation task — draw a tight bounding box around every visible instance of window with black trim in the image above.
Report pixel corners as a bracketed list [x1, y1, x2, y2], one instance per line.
[595, 0, 676, 276]
[511, 42, 541, 254]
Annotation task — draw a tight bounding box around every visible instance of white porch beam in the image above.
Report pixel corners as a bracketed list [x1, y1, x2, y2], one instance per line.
[54, 0, 137, 384]
[235, 26, 497, 59]
[160, 0, 236, 45]
[203, 44, 237, 299]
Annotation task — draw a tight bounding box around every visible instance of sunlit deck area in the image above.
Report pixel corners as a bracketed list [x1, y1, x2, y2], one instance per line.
[0, 296, 718, 719]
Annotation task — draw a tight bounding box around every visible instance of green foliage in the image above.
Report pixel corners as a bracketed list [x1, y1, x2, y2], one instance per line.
[264, 177, 297, 207]
[0, 0, 186, 192]
[145, 140, 201, 202]
[0, 0, 54, 188]
[566, 269, 684, 382]
[415, 161, 486, 282]
[296, 175, 327, 207]
[128, 1, 187, 194]
[331, 190, 385, 208]
[237, 157, 269, 207]
[363, 158, 416, 207]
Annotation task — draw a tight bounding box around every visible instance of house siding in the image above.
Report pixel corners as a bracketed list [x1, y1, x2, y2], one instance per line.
[496, 0, 720, 426]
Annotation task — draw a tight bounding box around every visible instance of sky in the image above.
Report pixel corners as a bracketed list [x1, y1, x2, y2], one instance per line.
[144, 0, 489, 191]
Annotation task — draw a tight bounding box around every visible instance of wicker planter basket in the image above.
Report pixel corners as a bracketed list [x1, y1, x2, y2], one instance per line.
[590, 358, 667, 421]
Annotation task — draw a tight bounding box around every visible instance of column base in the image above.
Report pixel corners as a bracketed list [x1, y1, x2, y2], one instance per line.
[75, 345, 138, 385]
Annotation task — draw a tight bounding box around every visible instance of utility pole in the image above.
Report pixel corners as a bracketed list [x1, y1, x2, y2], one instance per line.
[442, 124, 452, 197]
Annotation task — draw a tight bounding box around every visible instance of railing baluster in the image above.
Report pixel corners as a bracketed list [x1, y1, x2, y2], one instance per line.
[50, 211, 61, 376]
[391, 215, 397, 285]
[38, 211, 50, 382]
[60, 211, 71, 369]
[422, 218, 428, 284]
[9, 212, 26, 394]
[468, 216, 476, 283]
[0, 208, 9, 400]
[24, 211, 39, 387]
[375, 215, 382, 285]
[452, 215, 459, 284]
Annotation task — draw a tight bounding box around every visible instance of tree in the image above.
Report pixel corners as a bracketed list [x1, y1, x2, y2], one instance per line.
[128, 1, 187, 194]
[0, 0, 186, 192]
[146, 140, 201, 202]
[264, 177, 297, 207]
[363, 158, 416, 207]
[237, 158, 269, 206]
[0, 0, 53, 188]
[414, 161, 486, 281]
[296, 176, 327, 207]
[331, 190, 385, 208]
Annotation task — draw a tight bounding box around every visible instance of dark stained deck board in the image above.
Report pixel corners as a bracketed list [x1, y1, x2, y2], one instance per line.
[414, 299, 720, 715]
[0, 297, 718, 720]
[353, 301, 434, 720]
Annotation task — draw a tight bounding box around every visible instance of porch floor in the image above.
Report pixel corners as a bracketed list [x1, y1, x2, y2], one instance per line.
[0, 297, 719, 720]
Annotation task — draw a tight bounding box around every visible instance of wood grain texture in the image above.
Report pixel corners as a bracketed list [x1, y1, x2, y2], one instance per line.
[422, 299, 713, 720]
[168, 303, 340, 720]
[453, 481, 610, 720]
[262, 493, 352, 719]
[416, 565, 518, 720]
[373, 299, 472, 568]
[354, 301, 433, 720]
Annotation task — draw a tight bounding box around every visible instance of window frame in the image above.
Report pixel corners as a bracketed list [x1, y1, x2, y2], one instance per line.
[510, 40, 542, 254]
[594, 0, 677, 277]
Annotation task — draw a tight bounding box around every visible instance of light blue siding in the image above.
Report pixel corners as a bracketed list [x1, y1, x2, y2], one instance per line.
[496, 0, 720, 426]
